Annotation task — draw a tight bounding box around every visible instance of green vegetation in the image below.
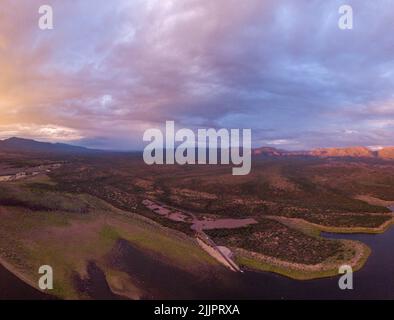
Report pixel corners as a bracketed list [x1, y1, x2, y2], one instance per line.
[206, 219, 344, 265]
[1, 153, 394, 298]
[235, 242, 371, 280]
[46, 155, 394, 230]
[0, 174, 217, 299]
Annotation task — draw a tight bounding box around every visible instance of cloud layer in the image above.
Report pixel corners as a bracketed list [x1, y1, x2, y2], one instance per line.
[1, 0, 394, 150]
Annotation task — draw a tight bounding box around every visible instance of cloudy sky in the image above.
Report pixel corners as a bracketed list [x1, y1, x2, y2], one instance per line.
[0, 0, 393, 150]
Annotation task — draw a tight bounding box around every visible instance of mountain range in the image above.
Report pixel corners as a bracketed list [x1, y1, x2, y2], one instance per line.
[252, 146, 394, 159]
[1, 137, 394, 159]
[0, 137, 95, 154]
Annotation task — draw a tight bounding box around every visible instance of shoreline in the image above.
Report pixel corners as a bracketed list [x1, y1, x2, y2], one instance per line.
[234, 239, 371, 280]
[268, 214, 394, 235]
[1, 216, 389, 290]
[1, 195, 393, 294]
[0, 255, 51, 298]
[233, 214, 394, 280]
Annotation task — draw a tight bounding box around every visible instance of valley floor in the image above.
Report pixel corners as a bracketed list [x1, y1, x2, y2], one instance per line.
[1, 155, 394, 298]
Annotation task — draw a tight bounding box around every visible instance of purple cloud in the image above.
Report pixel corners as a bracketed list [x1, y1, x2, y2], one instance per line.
[0, 0, 393, 149]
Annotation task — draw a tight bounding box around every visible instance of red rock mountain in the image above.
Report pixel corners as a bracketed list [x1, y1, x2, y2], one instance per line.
[377, 147, 394, 159]
[253, 146, 394, 159]
[309, 147, 374, 158]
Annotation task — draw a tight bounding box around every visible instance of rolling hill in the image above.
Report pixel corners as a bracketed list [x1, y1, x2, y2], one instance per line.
[0, 137, 97, 154]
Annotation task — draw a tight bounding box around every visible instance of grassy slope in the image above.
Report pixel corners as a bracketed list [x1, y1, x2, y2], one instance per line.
[0, 175, 218, 299]
[3, 156, 394, 291]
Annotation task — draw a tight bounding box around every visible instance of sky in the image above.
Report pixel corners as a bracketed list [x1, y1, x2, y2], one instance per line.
[0, 0, 393, 150]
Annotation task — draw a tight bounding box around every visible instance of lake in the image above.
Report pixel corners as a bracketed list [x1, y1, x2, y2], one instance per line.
[0, 264, 50, 300]
[1, 224, 393, 299]
[238, 225, 394, 299]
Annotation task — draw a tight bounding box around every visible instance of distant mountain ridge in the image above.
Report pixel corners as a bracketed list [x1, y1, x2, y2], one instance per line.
[2, 137, 394, 159]
[253, 146, 394, 159]
[310, 146, 374, 158]
[0, 137, 97, 154]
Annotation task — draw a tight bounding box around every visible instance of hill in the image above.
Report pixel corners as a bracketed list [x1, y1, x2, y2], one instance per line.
[253, 146, 394, 159]
[310, 147, 374, 158]
[0, 137, 97, 154]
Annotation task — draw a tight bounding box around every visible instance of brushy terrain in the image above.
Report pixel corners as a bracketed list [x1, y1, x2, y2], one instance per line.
[0, 173, 219, 299]
[1, 153, 394, 296]
[48, 155, 394, 230]
[205, 219, 343, 265]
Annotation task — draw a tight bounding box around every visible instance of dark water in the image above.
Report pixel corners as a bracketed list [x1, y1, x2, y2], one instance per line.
[0, 264, 50, 300]
[238, 225, 394, 299]
[104, 233, 394, 299]
[73, 261, 123, 300]
[1, 226, 393, 300]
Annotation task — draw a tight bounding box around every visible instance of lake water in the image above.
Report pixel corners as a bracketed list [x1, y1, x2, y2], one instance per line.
[110, 225, 394, 299]
[1, 224, 393, 299]
[0, 264, 50, 300]
[238, 225, 394, 299]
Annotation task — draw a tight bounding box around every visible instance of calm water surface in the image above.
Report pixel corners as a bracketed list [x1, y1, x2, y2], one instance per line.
[1, 223, 393, 299]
